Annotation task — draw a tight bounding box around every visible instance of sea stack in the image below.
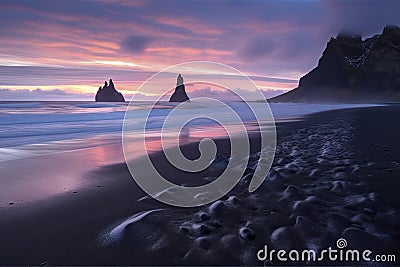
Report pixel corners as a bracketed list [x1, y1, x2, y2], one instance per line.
[169, 74, 190, 102]
[95, 79, 125, 102]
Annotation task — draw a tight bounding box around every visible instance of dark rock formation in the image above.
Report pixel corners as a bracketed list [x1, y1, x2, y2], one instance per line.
[95, 79, 125, 102]
[169, 74, 190, 102]
[270, 25, 400, 103]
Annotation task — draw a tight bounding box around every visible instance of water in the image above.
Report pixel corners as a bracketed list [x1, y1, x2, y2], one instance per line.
[0, 101, 378, 205]
[0, 101, 376, 152]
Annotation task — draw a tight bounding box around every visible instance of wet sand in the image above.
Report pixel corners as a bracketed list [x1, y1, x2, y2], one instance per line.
[1, 105, 399, 265]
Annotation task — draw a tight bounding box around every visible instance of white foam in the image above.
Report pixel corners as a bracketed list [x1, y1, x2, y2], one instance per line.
[104, 209, 163, 244]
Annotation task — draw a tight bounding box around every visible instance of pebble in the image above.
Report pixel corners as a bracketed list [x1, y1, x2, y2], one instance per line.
[342, 227, 381, 249]
[285, 163, 300, 173]
[271, 226, 301, 250]
[226, 195, 240, 206]
[220, 234, 239, 248]
[208, 200, 227, 215]
[283, 185, 303, 199]
[267, 168, 283, 181]
[195, 237, 212, 250]
[99, 115, 400, 263]
[334, 166, 346, 172]
[193, 224, 212, 236]
[198, 212, 210, 221]
[179, 226, 190, 235]
[239, 227, 255, 241]
[212, 220, 223, 228]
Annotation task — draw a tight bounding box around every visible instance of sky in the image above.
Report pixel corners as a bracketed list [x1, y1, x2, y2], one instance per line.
[0, 0, 399, 101]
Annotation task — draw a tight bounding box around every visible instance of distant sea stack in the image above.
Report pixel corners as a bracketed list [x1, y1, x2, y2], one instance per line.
[270, 25, 400, 103]
[95, 79, 125, 102]
[169, 74, 190, 102]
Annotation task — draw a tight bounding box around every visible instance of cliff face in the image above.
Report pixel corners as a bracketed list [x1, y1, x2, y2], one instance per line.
[270, 25, 400, 103]
[95, 79, 125, 102]
[169, 74, 190, 102]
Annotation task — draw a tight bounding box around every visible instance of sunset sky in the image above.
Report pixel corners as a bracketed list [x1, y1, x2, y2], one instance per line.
[0, 0, 399, 100]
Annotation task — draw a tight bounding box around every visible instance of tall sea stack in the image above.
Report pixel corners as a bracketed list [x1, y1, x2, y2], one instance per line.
[95, 79, 125, 102]
[169, 74, 190, 102]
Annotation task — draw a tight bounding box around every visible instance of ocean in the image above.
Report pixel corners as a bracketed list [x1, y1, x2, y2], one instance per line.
[0, 101, 378, 162]
[0, 101, 378, 205]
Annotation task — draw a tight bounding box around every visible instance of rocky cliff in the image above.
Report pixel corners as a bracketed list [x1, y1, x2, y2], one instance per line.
[169, 74, 190, 102]
[95, 79, 125, 102]
[270, 25, 400, 103]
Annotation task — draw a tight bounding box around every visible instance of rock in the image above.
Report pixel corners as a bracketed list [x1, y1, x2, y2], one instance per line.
[193, 223, 212, 236]
[267, 168, 283, 181]
[179, 222, 212, 237]
[342, 227, 382, 249]
[239, 227, 255, 240]
[95, 79, 125, 102]
[220, 234, 240, 248]
[198, 212, 210, 221]
[195, 237, 212, 250]
[271, 226, 302, 250]
[285, 163, 300, 173]
[212, 220, 223, 228]
[226, 195, 240, 206]
[270, 25, 400, 103]
[292, 200, 313, 213]
[282, 185, 304, 199]
[334, 166, 346, 172]
[169, 74, 190, 102]
[208, 200, 228, 215]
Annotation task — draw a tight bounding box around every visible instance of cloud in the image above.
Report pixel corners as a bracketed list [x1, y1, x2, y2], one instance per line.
[261, 89, 287, 99]
[248, 75, 297, 84]
[186, 87, 287, 101]
[0, 0, 399, 101]
[120, 35, 153, 53]
[239, 36, 277, 61]
[238, 30, 325, 69]
[0, 86, 288, 102]
[0, 88, 92, 100]
[0, 65, 154, 87]
[323, 0, 400, 36]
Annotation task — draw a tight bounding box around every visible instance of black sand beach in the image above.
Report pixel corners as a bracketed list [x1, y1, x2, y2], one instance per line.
[1, 105, 399, 265]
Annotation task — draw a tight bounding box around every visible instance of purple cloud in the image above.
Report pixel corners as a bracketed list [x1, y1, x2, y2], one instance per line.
[120, 35, 153, 53]
[187, 87, 286, 101]
[0, 0, 399, 100]
[0, 88, 92, 101]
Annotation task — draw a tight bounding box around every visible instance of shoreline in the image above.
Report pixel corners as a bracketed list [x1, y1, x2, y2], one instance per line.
[0, 105, 399, 265]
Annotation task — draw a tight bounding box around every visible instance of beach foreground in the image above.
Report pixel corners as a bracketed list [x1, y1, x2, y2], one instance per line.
[1, 105, 399, 265]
